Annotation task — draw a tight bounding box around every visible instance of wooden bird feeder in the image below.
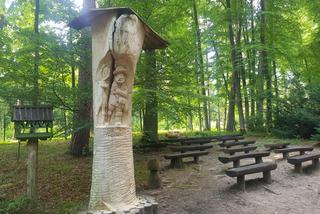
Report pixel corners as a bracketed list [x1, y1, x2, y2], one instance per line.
[11, 106, 53, 141]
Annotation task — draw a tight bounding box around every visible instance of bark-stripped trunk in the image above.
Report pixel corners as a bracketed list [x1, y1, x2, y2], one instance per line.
[89, 13, 145, 211]
[143, 50, 158, 143]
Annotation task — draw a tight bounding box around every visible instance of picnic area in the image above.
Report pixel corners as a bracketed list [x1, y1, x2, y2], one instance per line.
[1, 0, 320, 214]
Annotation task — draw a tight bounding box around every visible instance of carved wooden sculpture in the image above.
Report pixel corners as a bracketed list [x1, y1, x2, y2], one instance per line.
[69, 8, 168, 213]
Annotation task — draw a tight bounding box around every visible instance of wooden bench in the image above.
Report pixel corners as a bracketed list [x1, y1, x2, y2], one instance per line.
[287, 152, 320, 173]
[219, 136, 245, 144]
[274, 146, 313, 159]
[264, 143, 290, 151]
[226, 161, 277, 190]
[218, 151, 270, 168]
[221, 146, 257, 155]
[219, 140, 256, 148]
[164, 151, 209, 168]
[169, 144, 213, 153]
[181, 138, 213, 145]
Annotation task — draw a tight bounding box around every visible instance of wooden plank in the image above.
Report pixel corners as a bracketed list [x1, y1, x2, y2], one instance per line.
[219, 140, 256, 148]
[218, 151, 270, 164]
[274, 146, 313, 154]
[287, 152, 320, 164]
[164, 151, 209, 159]
[221, 146, 257, 155]
[264, 143, 290, 150]
[169, 144, 213, 152]
[226, 162, 277, 177]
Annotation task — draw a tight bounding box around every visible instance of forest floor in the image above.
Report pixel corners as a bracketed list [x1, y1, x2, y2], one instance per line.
[141, 137, 320, 214]
[0, 137, 319, 213]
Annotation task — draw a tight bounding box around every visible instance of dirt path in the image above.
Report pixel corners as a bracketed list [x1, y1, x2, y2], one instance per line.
[139, 143, 320, 214]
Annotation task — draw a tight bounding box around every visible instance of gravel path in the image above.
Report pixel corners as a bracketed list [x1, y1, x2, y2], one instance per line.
[140, 144, 320, 214]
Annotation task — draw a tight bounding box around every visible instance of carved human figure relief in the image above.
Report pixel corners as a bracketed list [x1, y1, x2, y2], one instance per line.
[107, 66, 128, 124]
[95, 52, 112, 125]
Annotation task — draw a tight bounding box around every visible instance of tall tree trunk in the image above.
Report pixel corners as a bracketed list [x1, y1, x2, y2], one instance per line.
[235, 9, 245, 133]
[69, 0, 95, 156]
[143, 50, 158, 143]
[226, 0, 244, 132]
[249, 0, 256, 128]
[260, 0, 272, 132]
[273, 60, 279, 121]
[193, 0, 210, 131]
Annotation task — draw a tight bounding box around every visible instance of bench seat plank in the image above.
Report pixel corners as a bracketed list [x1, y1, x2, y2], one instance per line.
[169, 145, 213, 152]
[164, 151, 209, 159]
[274, 146, 314, 153]
[264, 143, 290, 150]
[219, 136, 245, 143]
[218, 151, 270, 164]
[181, 139, 213, 145]
[226, 162, 277, 177]
[219, 140, 256, 148]
[274, 146, 313, 159]
[221, 146, 257, 155]
[164, 151, 209, 168]
[287, 152, 320, 164]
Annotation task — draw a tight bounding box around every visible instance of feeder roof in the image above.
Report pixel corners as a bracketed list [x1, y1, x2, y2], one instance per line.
[69, 7, 169, 50]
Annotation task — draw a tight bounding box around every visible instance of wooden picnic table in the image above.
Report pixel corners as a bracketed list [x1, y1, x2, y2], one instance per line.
[219, 151, 270, 167]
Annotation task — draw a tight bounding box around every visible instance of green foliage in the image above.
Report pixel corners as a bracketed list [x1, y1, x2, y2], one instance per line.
[311, 128, 320, 141]
[0, 196, 30, 214]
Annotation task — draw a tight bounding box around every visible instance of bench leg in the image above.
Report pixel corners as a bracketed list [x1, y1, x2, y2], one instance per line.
[283, 152, 289, 159]
[294, 163, 303, 173]
[255, 157, 263, 164]
[312, 159, 319, 168]
[171, 158, 183, 168]
[263, 171, 272, 184]
[193, 156, 199, 164]
[300, 151, 305, 155]
[233, 160, 240, 168]
[237, 175, 245, 191]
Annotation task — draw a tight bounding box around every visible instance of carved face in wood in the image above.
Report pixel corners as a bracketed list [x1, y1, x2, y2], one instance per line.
[115, 73, 125, 85]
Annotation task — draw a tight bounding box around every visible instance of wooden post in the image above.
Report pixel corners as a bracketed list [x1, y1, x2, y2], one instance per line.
[312, 159, 319, 168]
[255, 157, 263, 164]
[147, 159, 161, 189]
[263, 171, 272, 184]
[27, 139, 38, 204]
[237, 175, 245, 191]
[233, 160, 240, 168]
[283, 152, 289, 159]
[193, 156, 199, 163]
[294, 163, 303, 173]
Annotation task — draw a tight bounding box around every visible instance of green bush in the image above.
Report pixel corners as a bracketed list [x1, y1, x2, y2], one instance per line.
[311, 127, 320, 141]
[0, 197, 30, 214]
[273, 108, 319, 139]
